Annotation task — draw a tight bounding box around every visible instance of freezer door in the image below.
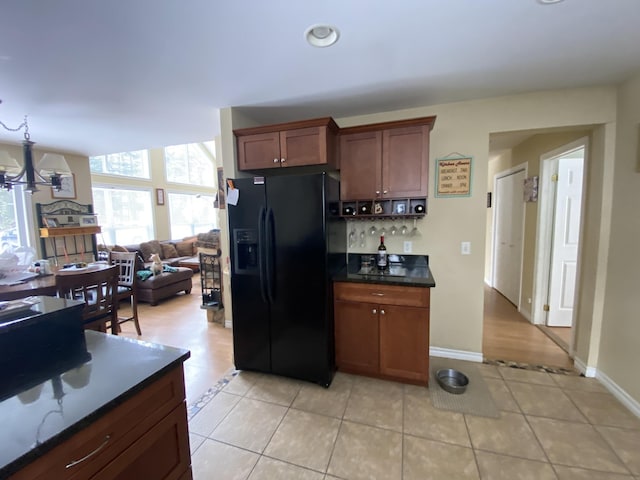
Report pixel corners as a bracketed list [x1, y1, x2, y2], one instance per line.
[266, 173, 333, 385]
[228, 178, 271, 373]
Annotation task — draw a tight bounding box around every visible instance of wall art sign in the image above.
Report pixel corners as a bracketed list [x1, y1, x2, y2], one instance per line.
[435, 155, 473, 197]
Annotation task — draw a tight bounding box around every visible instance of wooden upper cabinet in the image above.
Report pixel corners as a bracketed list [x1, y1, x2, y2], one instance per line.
[339, 116, 436, 200]
[382, 125, 430, 198]
[339, 131, 382, 200]
[235, 117, 339, 171]
[236, 132, 281, 170]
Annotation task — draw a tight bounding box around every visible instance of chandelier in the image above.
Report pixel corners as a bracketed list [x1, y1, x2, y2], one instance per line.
[0, 101, 71, 193]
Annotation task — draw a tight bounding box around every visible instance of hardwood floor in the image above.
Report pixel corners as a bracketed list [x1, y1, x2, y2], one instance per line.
[483, 285, 574, 369]
[118, 273, 234, 404]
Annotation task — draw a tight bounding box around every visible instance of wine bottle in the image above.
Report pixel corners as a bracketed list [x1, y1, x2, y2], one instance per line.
[377, 235, 388, 271]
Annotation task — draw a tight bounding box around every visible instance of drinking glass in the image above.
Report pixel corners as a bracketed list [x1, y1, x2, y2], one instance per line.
[389, 224, 398, 236]
[359, 229, 366, 248]
[400, 224, 409, 236]
[348, 226, 356, 247]
[368, 223, 378, 236]
[410, 218, 420, 237]
[379, 226, 387, 237]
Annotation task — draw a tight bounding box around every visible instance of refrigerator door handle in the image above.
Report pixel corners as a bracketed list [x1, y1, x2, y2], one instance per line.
[258, 206, 268, 303]
[266, 207, 276, 303]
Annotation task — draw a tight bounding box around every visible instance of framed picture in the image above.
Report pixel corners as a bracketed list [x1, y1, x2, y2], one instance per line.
[217, 167, 226, 209]
[51, 174, 76, 199]
[156, 188, 165, 205]
[81, 216, 97, 225]
[43, 217, 59, 228]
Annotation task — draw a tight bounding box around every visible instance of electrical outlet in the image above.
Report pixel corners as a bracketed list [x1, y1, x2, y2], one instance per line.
[403, 241, 412, 253]
[461, 241, 471, 255]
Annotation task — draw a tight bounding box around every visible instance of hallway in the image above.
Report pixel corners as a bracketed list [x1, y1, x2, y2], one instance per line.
[483, 285, 574, 370]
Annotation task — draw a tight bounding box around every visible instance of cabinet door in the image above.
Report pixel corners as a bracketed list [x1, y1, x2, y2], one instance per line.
[334, 300, 379, 375]
[280, 126, 330, 167]
[339, 131, 383, 200]
[382, 125, 430, 198]
[379, 304, 429, 383]
[237, 132, 281, 170]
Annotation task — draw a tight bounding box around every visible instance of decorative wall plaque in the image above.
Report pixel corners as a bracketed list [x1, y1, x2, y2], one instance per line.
[435, 155, 473, 197]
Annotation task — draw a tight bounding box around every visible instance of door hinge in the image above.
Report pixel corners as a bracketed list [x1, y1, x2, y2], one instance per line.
[551, 174, 558, 183]
[543, 304, 550, 311]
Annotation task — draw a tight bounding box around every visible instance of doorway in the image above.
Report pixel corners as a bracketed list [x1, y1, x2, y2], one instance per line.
[533, 138, 587, 354]
[492, 165, 526, 307]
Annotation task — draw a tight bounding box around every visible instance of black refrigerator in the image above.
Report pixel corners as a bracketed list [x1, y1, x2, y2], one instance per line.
[228, 173, 345, 387]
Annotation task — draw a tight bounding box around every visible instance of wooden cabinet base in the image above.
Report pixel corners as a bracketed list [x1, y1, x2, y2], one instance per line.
[10, 367, 191, 480]
[334, 282, 430, 385]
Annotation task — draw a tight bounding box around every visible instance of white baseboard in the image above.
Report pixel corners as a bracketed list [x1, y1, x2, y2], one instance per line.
[573, 356, 597, 377]
[596, 369, 640, 420]
[224, 319, 232, 329]
[429, 347, 483, 363]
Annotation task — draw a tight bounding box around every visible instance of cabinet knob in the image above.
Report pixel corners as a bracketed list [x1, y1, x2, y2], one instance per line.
[372, 308, 377, 314]
[281, 158, 286, 163]
[383, 190, 388, 195]
[380, 309, 385, 315]
[375, 190, 380, 196]
[273, 158, 279, 163]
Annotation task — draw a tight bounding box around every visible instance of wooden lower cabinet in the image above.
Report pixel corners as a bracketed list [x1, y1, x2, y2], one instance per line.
[334, 300, 380, 375]
[11, 367, 191, 480]
[334, 282, 430, 384]
[379, 304, 430, 383]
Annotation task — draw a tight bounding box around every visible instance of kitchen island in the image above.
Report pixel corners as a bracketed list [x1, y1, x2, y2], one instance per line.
[332, 254, 435, 385]
[1, 326, 191, 479]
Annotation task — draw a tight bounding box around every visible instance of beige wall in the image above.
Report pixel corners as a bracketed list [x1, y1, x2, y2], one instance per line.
[218, 86, 618, 359]
[597, 71, 640, 401]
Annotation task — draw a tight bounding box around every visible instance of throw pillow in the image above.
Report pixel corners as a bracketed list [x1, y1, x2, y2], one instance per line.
[111, 244, 129, 252]
[161, 243, 179, 259]
[175, 241, 194, 257]
[140, 240, 163, 261]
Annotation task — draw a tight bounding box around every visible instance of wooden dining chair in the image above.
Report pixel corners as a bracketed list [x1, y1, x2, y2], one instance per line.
[109, 251, 141, 335]
[55, 265, 119, 334]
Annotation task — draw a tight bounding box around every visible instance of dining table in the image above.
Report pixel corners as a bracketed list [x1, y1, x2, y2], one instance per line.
[0, 263, 112, 302]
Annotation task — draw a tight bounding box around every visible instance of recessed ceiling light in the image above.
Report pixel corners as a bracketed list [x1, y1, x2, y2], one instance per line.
[304, 24, 340, 48]
[537, 0, 564, 4]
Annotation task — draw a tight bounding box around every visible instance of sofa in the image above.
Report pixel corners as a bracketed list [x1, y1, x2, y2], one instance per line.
[100, 231, 220, 306]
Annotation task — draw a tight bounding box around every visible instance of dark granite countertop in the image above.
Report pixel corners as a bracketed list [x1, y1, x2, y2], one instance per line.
[333, 254, 436, 287]
[0, 330, 190, 478]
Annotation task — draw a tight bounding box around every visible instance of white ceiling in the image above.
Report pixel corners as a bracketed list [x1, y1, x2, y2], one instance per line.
[1, 0, 639, 157]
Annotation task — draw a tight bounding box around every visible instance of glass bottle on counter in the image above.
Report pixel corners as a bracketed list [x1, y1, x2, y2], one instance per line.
[377, 235, 387, 271]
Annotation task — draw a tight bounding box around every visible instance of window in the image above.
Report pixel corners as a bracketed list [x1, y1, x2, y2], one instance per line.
[90, 150, 150, 178]
[0, 187, 29, 252]
[164, 143, 214, 186]
[92, 186, 154, 245]
[168, 193, 216, 239]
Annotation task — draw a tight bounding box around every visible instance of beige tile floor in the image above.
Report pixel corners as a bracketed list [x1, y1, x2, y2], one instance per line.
[117, 275, 639, 479]
[188, 364, 640, 480]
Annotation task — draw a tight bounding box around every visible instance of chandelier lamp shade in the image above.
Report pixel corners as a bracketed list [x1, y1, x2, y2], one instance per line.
[0, 101, 72, 193]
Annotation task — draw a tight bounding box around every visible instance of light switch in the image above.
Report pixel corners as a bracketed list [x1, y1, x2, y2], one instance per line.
[461, 242, 471, 255]
[403, 241, 412, 253]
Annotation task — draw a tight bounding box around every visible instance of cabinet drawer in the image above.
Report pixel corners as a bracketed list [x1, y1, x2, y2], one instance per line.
[334, 282, 429, 308]
[92, 402, 190, 480]
[11, 367, 186, 480]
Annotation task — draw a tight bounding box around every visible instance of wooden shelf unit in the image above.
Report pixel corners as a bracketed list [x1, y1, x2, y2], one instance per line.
[36, 201, 101, 264]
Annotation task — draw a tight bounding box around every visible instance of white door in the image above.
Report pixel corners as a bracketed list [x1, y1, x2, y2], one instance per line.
[547, 152, 584, 327]
[493, 169, 526, 306]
